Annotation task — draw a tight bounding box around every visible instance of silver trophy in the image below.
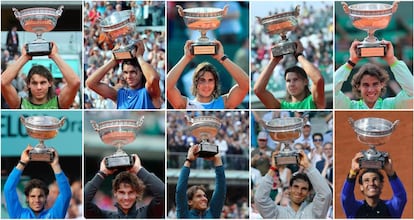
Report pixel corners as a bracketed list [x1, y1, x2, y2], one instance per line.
[349, 117, 399, 169]
[186, 115, 221, 157]
[20, 116, 66, 162]
[177, 5, 228, 55]
[91, 116, 144, 170]
[257, 6, 300, 57]
[265, 117, 303, 165]
[13, 6, 63, 56]
[342, 1, 399, 57]
[100, 10, 137, 60]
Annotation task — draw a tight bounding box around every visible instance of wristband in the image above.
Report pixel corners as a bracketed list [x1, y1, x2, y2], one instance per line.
[270, 166, 277, 172]
[349, 169, 358, 177]
[347, 60, 356, 68]
[19, 160, 27, 167]
[97, 171, 107, 179]
[185, 158, 193, 163]
[294, 52, 303, 60]
[220, 55, 228, 63]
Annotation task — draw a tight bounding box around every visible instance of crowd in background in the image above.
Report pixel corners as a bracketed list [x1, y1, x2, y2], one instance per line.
[84, 0, 165, 109]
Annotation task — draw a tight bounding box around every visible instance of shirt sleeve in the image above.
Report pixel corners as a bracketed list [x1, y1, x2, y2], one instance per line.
[175, 166, 190, 218]
[388, 60, 413, 109]
[209, 165, 226, 218]
[334, 64, 353, 109]
[137, 168, 165, 218]
[306, 167, 332, 218]
[254, 174, 279, 218]
[49, 171, 72, 218]
[386, 175, 407, 218]
[4, 168, 24, 218]
[341, 177, 363, 218]
[84, 173, 106, 217]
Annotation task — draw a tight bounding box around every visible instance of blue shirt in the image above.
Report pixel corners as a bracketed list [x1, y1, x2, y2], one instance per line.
[4, 167, 71, 219]
[186, 96, 225, 109]
[176, 166, 226, 218]
[117, 87, 156, 109]
[341, 174, 407, 218]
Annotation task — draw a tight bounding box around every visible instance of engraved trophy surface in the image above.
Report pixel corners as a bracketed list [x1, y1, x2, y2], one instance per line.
[256, 5, 300, 57]
[13, 6, 63, 56]
[100, 10, 137, 60]
[186, 116, 221, 158]
[20, 115, 66, 162]
[349, 117, 399, 169]
[342, 1, 399, 57]
[91, 116, 144, 170]
[177, 5, 228, 55]
[265, 117, 303, 165]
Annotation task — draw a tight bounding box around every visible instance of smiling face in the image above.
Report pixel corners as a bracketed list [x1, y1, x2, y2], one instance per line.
[196, 71, 216, 100]
[114, 183, 138, 213]
[188, 189, 208, 211]
[359, 172, 383, 199]
[289, 179, 310, 206]
[27, 188, 47, 213]
[123, 64, 143, 89]
[358, 75, 384, 108]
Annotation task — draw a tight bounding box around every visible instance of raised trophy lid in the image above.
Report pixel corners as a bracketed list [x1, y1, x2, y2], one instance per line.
[20, 116, 65, 131]
[349, 117, 398, 137]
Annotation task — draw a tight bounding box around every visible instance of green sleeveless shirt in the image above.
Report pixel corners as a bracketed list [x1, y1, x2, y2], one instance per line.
[21, 96, 59, 109]
[281, 95, 316, 109]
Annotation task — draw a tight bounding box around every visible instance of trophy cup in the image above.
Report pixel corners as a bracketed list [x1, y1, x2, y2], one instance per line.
[99, 10, 137, 60]
[91, 116, 144, 170]
[177, 5, 228, 55]
[13, 6, 63, 56]
[185, 115, 221, 157]
[349, 117, 399, 169]
[265, 117, 303, 166]
[342, 1, 399, 57]
[20, 115, 66, 162]
[256, 6, 300, 57]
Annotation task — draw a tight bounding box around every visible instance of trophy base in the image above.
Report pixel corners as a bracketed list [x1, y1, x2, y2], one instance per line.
[271, 41, 296, 57]
[357, 44, 386, 57]
[191, 43, 218, 55]
[26, 42, 52, 56]
[113, 46, 137, 60]
[275, 154, 299, 166]
[29, 150, 54, 162]
[359, 150, 388, 169]
[196, 142, 219, 158]
[105, 154, 135, 170]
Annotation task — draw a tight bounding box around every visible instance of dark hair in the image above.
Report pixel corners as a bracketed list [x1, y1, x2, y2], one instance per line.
[26, 65, 55, 100]
[112, 171, 146, 201]
[284, 66, 311, 101]
[312, 133, 324, 141]
[122, 58, 145, 85]
[358, 169, 384, 185]
[24, 179, 49, 197]
[191, 62, 220, 98]
[186, 185, 206, 201]
[351, 63, 389, 99]
[290, 173, 312, 192]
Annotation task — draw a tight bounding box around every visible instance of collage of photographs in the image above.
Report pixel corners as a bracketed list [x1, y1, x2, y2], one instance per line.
[0, 0, 413, 219]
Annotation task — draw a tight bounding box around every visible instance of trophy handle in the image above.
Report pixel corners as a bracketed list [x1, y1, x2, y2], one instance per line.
[392, 1, 399, 13]
[223, 5, 229, 16]
[12, 8, 21, 19]
[294, 5, 300, 17]
[136, 116, 145, 127]
[58, 117, 66, 128]
[341, 2, 350, 14]
[90, 120, 99, 131]
[20, 115, 26, 126]
[255, 16, 262, 24]
[348, 117, 355, 128]
[176, 5, 184, 17]
[56, 5, 64, 17]
[184, 115, 193, 125]
[391, 120, 400, 131]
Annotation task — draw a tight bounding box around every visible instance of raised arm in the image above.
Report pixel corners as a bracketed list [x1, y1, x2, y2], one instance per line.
[383, 155, 407, 217]
[166, 40, 194, 109]
[253, 54, 283, 109]
[212, 41, 249, 109]
[136, 41, 161, 107]
[208, 154, 226, 218]
[341, 152, 364, 218]
[85, 57, 118, 102]
[1, 45, 31, 108]
[49, 43, 80, 109]
[295, 42, 325, 109]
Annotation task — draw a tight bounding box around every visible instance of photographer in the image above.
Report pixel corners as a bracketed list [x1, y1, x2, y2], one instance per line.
[254, 150, 331, 218]
[84, 154, 164, 218]
[175, 145, 226, 218]
[341, 152, 407, 218]
[4, 146, 71, 218]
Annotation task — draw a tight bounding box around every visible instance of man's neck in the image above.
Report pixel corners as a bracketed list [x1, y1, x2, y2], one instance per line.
[29, 96, 49, 105]
[365, 197, 380, 208]
[196, 95, 213, 103]
[291, 92, 307, 103]
[289, 201, 302, 212]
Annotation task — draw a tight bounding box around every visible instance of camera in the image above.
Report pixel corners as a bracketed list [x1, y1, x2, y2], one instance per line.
[274, 149, 300, 166]
[358, 149, 388, 169]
